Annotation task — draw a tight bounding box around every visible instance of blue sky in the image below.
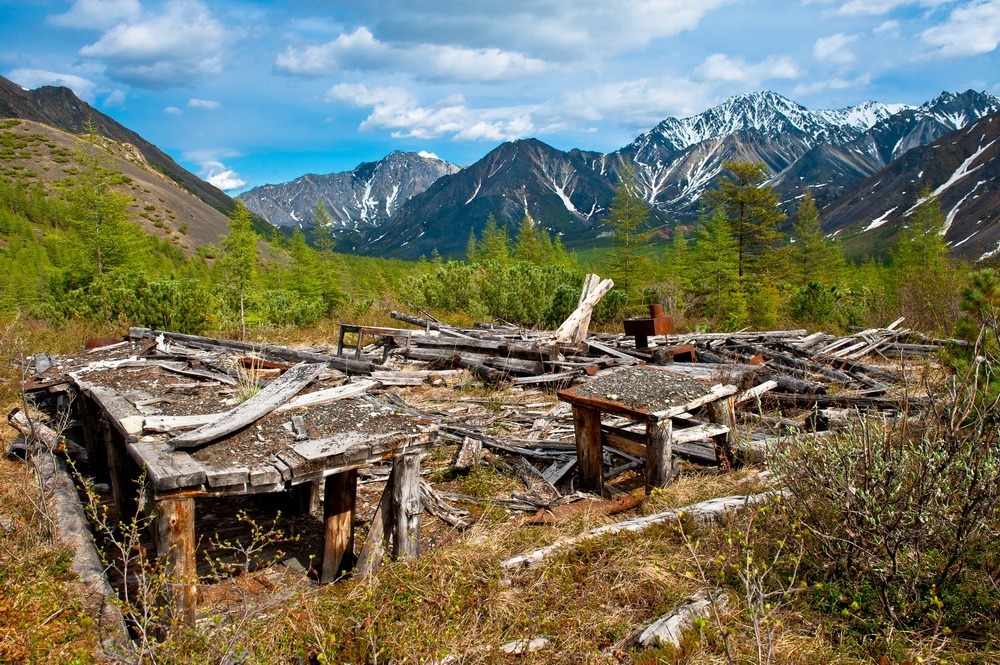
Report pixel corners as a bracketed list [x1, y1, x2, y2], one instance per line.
[2, 0, 998, 193]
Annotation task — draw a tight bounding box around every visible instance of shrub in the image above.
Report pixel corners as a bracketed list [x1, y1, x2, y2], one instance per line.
[771, 366, 1000, 628]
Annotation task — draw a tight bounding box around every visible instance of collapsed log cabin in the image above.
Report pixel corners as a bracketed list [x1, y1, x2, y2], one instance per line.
[9, 274, 960, 637]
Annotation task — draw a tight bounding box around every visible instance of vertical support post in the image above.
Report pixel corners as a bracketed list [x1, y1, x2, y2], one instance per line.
[292, 479, 322, 515]
[708, 397, 737, 470]
[392, 454, 421, 559]
[101, 415, 134, 520]
[635, 335, 649, 350]
[646, 419, 676, 490]
[354, 465, 396, 578]
[153, 497, 197, 626]
[336, 327, 347, 358]
[76, 395, 109, 483]
[320, 470, 358, 583]
[354, 330, 364, 360]
[572, 405, 604, 492]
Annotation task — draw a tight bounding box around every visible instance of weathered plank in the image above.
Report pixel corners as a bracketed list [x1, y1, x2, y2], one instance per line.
[354, 467, 396, 578]
[321, 470, 357, 583]
[572, 405, 604, 492]
[168, 362, 325, 448]
[392, 454, 421, 559]
[127, 440, 207, 491]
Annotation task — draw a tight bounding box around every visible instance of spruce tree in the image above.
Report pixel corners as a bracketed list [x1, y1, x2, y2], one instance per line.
[476, 214, 510, 264]
[702, 161, 785, 281]
[312, 201, 335, 253]
[692, 212, 745, 324]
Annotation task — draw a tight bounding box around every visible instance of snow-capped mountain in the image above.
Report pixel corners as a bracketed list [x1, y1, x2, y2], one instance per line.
[247, 89, 999, 259]
[238, 151, 460, 230]
[362, 139, 617, 257]
[821, 111, 1000, 260]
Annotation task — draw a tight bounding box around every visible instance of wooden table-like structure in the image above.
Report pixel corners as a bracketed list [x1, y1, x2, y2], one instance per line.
[557, 366, 737, 492]
[27, 339, 437, 626]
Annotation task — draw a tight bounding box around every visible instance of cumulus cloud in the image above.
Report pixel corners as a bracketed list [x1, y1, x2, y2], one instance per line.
[328, 83, 535, 141]
[188, 98, 221, 110]
[814, 33, 858, 64]
[922, 0, 1000, 56]
[79, 0, 233, 89]
[834, 0, 951, 16]
[6, 69, 97, 101]
[277, 27, 549, 82]
[164, 106, 182, 115]
[874, 20, 901, 35]
[184, 149, 247, 191]
[328, 0, 732, 58]
[553, 77, 714, 126]
[694, 53, 800, 84]
[417, 150, 440, 159]
[49, 0, 140, 29]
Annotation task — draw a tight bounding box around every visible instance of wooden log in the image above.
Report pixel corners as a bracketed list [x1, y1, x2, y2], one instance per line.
[168, 362, 324, 448]
[635, 589, 729, 649]
[707, 397, 737, 470]
[553, 278, 614, 344]
[320, 470, 357, 583]
[762, 392, 925, 410]
[645, 420, 674, 489]
[153, 497, 197, 626]
[572, 274, 601, 345]
[457, 357, 509, 384]
[483, 356, 545, 376]
[586, 339, 642, 364]
[130, 327, 379, 375]
[276, 380, 376, 412]
[392, 454, 421, 559]
[735, 380, 778, 404]
[572, 405, 604, 492]
[453, 436, 482, 474]
[500, 489, 786, 570]
[354, 468, 395, 578]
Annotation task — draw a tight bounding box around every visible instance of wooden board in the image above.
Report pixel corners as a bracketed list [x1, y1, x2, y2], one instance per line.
[127, 439, 207, 491]
[168, 362, 325, 448]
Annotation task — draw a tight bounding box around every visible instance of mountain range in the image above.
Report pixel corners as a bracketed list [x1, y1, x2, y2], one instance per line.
[1, 74, 998, 262]
[239, 89, 999, 259]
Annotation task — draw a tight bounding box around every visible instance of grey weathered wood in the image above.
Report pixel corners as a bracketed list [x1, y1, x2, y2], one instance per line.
[354, 467, 396, 578]
[127, 440, 207, 491]
[635, 589, 729, 649]
[453, 436, 482, 473]
[99, 415, 134, 518]
[501, 488, 785, 570]
[645, 420, 675, 490]
[202, 462, 250, 488]
[651, 383, 738, 420]
[321, 470, 357, 583]
[572, 405, 604, 492]
[392, 454, 421, 559]
[168, 362, 324, 448]
[553, 277, 613, 344]
[153, 497, 197, 626]
[541, 458, 577, 485]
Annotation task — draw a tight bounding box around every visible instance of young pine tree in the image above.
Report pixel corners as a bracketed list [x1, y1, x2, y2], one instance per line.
[692, 212, 745, 325]
[312, 201, 335, 253]
[789, 190, 843, 284]
[605, 167, 653, 300]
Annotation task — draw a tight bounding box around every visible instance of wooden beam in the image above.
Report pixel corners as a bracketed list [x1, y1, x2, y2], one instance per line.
[392, 454, 421, 559]
[572, 405, 604, 492]
[153, 497, 197, 626]
[321, 470, 357, 583]
[354, 467, 396, 578]
[645, 420, 675, 490]
[168, 362, 324, 448]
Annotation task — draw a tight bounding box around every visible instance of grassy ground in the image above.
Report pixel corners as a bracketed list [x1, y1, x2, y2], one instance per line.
[2, 314, 998, 663]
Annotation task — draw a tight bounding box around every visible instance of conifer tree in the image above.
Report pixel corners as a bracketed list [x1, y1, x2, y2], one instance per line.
[702, 161, 785, 281]
[789, 190, 843, 284]
[892, 191, 950, 272]
[605, 167, 653, 298]
[216, 201, 259, 338]
[475, 214, 510, 264]
[692, 212, 745, 324]
[312, 201, 335, 253]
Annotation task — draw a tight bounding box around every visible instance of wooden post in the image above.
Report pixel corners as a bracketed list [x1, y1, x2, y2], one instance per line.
[76, 395, 109, 483]
[320, 470, 358, 583]
[572, 405, 604, 492]
[354, 467, 396, 578]
[101, 415, 135, 520]
[646, 420, 675, 490]
[153, 497, 197, 626]
[292, 480, 322, 515]
[708, 397, 737, 470]
[392, 454, 421, 559]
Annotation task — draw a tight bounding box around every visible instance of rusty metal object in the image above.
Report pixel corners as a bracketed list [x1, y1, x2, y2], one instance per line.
[623, 304, 675, 349]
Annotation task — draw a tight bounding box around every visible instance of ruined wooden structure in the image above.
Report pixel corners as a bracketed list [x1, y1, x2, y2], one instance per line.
[17, 329, 438, 625]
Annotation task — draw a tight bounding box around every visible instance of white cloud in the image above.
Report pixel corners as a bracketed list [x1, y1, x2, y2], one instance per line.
[164, 106, 182, 114]
[277, 27, 549, 82]
[5, 69, 97, 101]
[184, 149, 247, 191]
[188, 98, 221, 110]
[79, 0, 233, 89]
[553, 77, 714, 126]
[49, 0, 140, 29]
[874, 20, 901, 35]
[794, 73, 872, 96]
[103, 89, 126, 107]
[694, 53, 800, 84]
[922, 0, 1000, 56]
[814, 33, 858, 64]
[327, 83, 535, 141]
[417, 150, 440, 159]
[834, 0, 950, 16]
